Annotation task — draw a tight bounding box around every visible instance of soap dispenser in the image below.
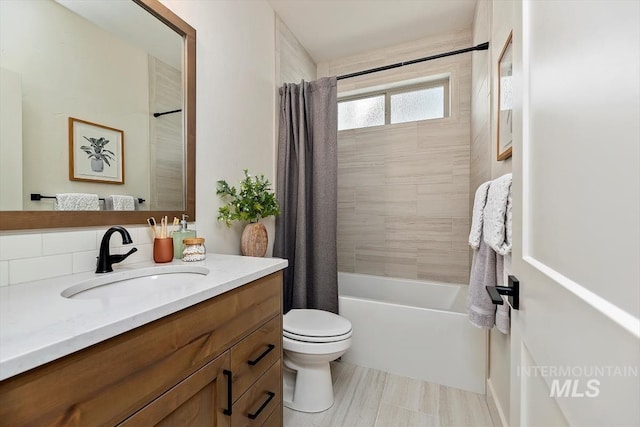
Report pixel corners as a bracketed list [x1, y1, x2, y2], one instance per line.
[172, 214, 196, 259]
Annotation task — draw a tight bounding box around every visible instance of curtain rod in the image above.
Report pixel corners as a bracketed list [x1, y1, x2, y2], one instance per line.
[336, 42, 489, 81]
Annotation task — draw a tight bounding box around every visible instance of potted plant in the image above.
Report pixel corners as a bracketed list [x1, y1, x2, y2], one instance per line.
[80, 136, 115, 173]
[216, 170, 280, 257]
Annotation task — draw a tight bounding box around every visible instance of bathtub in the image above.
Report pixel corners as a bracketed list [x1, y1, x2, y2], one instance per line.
[338, 272, 487, 394]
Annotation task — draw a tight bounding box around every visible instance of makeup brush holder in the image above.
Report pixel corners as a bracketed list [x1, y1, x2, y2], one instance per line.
[153, 237, 174, 263]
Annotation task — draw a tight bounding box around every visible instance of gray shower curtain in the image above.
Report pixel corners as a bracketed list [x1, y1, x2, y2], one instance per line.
[273, 77, 338, 314]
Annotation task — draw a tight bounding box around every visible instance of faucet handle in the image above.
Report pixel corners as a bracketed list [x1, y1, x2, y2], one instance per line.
[110, 247, 138, 264]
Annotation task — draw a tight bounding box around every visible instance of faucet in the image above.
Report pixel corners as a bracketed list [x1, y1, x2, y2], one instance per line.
[96, 226, 138, 273]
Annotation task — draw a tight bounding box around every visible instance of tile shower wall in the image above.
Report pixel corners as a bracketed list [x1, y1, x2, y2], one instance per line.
[318, 30, 473, 284]
[0, 225, 162, 286]
[275, 16, 316, 87]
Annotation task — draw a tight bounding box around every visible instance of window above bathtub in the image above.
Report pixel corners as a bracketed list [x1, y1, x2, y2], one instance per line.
[337, 78, 450, 131]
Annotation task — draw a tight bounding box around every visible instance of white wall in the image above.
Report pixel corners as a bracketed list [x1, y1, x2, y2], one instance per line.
[0, 68, 23, 210]
[0, 0, 150, 209]
[159, 0, 277, 256]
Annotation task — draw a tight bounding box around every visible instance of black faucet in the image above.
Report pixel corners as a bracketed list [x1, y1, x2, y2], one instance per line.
[96, 226, 138, 273]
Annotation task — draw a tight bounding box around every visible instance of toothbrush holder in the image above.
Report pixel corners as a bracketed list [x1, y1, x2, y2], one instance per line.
[153, 237, 174, 263]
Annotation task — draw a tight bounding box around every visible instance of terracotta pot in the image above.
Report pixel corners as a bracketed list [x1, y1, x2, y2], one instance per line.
[153, 237, 173, 263]
[241, 222, 268, 257]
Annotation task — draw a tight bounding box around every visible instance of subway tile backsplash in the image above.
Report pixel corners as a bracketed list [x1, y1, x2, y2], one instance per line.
[9, 254, 73, 285]
[0, 225, 158, 286]
[43, 230, 97, 256]
[0, 234, 42, 261]
[0, 261, 8, 286]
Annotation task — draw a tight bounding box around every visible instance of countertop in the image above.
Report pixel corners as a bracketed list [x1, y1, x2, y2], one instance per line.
[0, 254, 287, 381]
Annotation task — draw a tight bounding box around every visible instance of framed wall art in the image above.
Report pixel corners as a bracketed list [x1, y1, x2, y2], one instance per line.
[69, 117, 124, 184]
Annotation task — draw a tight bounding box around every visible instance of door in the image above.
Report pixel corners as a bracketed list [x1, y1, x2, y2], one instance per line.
[120, 352, 231, 427]
[510, 1, 640, 426]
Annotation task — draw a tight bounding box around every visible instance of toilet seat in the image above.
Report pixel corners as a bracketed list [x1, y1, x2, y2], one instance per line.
[283, 329, 352, 343]
[283, 309, 352, 343]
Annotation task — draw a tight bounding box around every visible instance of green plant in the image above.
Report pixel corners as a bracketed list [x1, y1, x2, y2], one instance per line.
[80, 136, 115, 166]
[216, 170, 280, 227]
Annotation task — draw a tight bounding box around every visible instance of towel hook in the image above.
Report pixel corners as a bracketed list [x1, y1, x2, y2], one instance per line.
[486, 275, 519, 310]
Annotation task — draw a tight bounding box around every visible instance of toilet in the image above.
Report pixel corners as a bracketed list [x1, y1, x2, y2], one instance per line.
[282, 309, 353, 413]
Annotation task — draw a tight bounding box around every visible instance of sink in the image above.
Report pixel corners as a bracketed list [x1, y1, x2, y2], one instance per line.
[61, 265, 210, 300]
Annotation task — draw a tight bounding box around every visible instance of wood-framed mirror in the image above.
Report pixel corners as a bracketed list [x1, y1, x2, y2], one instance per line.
[0, 0, 195, 231]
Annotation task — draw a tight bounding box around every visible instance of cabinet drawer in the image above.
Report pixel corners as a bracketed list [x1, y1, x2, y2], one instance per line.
[231, 362, 281, 427]
[261, 403, 282, 427]
[231, 315, 281, 401]
[0, 272, 282, 427]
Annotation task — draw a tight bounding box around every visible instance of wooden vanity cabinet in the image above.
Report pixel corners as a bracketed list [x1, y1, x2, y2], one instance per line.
[120, 351, 231, 427]
[0, 271, 284, 427]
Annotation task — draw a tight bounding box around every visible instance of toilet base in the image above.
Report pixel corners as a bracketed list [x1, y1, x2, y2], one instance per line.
[283, 358, 335, 413]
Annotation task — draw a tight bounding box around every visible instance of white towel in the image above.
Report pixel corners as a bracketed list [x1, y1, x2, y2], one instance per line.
[469, 181, 491, 249]
[105, 195, 135, 211]
[54, 193, 100, 211]
[483, 173, 513, 255]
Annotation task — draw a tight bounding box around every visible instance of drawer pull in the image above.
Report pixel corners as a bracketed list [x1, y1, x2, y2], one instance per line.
[223, 369, 233, 416]
[247, 344, 276, 366]
[248, 391, 276, 420]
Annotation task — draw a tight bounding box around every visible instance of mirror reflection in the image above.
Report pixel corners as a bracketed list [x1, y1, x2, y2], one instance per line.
[0, 0, 185, 212]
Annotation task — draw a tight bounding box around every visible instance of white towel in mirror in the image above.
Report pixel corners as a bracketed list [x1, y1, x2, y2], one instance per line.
[104, 195, 136, 211]
[54, 193, 100, 211]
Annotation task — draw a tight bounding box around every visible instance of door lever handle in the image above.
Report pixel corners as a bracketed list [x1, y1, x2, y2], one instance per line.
[485, 275, 519, 310]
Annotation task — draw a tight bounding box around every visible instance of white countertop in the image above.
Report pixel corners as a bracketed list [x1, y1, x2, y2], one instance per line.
[0, 254, 287, 381]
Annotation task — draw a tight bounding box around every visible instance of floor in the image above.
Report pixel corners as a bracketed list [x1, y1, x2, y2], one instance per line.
[284, 361, 494, 427]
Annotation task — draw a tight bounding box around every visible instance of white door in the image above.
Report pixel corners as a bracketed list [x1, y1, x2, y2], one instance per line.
[510, 1, 640, 426]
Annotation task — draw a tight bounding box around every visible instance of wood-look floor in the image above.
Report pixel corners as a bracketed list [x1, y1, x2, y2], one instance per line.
[284, 361, 494, 427]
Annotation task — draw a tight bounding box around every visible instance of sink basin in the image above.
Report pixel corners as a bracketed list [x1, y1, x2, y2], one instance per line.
[61, 265, 210, 300]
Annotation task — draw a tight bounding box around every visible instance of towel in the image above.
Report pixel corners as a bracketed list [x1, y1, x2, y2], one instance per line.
[469, 181, 491, 249]
[495, 253, 511, 334]
[467, 174, 513, 333]
[104, 195, 136, 211]
[54, 193, 100, 211]
[467, 239, 499, 328]
[483, 173, 512, 255]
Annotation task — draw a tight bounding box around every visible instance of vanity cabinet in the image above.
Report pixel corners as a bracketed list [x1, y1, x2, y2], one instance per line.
[0, 272, 283, 427]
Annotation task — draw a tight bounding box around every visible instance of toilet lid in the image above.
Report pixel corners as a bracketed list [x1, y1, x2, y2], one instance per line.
[283, 309, 352, 341]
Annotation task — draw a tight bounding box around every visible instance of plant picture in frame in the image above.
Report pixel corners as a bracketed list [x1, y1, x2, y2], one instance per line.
[497, 31, 513, 161]
[69, 117, 124, 184]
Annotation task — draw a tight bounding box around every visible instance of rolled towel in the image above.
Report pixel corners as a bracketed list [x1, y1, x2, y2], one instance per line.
[54, 193, 100, 211]
[104, 195, 137, 211]
[469, 181, 491, 249]
[483, 173, 512, 255]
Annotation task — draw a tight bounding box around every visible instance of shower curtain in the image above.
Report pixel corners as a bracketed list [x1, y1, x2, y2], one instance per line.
[274, 77, 338, 314]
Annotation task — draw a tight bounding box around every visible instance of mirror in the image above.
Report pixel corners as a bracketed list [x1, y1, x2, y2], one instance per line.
[0, 0, 195, 230]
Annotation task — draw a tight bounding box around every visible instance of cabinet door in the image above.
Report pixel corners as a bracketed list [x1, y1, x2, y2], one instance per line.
[120, 352, 231, 427]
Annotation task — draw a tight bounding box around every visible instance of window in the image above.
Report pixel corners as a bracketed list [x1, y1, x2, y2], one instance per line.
[337, 95, 385, 131]
[337, 80, 449, 131]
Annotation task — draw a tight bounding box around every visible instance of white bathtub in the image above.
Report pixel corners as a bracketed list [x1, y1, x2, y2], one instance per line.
[338, 272, 487, 394]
